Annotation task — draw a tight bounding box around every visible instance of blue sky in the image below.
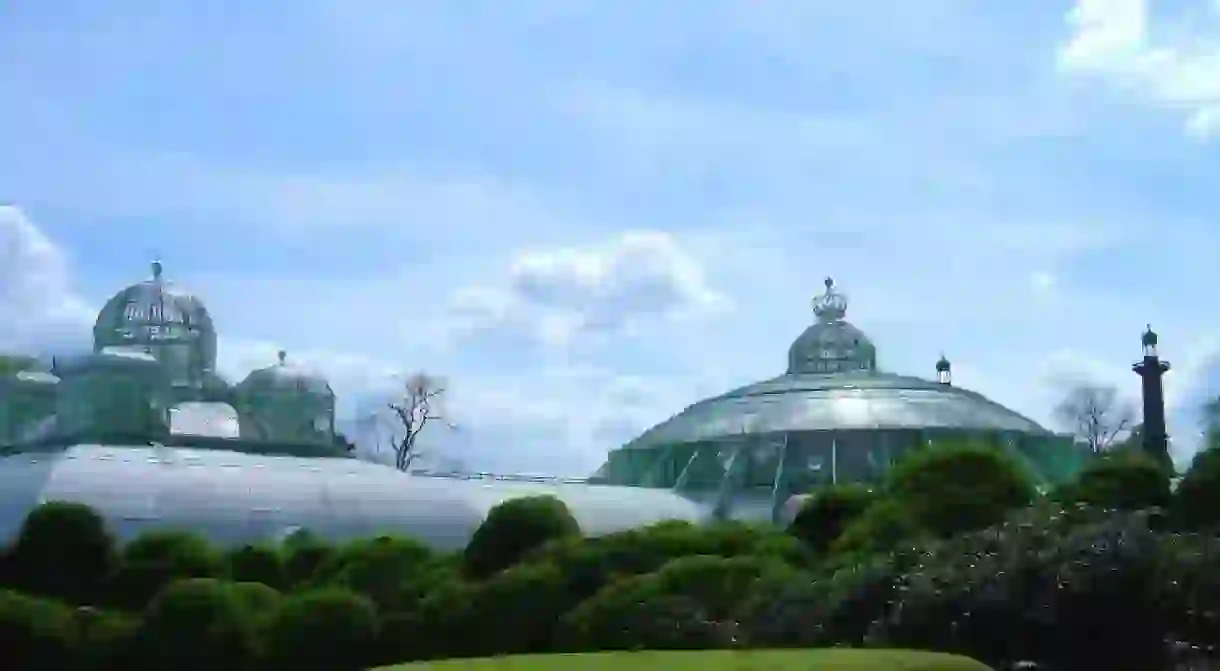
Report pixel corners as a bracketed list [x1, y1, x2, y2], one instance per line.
[4, 0, 1220, 473]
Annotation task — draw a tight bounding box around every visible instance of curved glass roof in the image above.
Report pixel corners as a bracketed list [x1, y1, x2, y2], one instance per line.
[238, 351, 333, 397]
[0, 445, 709, 549]
[626, 370, 1052, 450]
[624, 278, 1052, 451]
[93, 262, 218, 372]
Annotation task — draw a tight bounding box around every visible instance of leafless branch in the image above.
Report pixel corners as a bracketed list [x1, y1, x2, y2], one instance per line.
[1053, 382, 1136, 454]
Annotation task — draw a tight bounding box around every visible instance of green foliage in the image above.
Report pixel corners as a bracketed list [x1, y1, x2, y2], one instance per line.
[281, 535, 336, 587]
[885, 443, 1035, 537]
[828, 500, 924, 560]
[788, 484, 878, 554]
[1053, 450, 1171, 511]
[876, 507, 1171, 670]
[463, 495, 581, 580]
[109, 530, 223, 610]
[130, 578, 261, 671]
[7, 501, 117, 604]
[264, 588, 379, 671]
[735, 552, 914, 649]
[72, 607, 139, 671]
[226, 581, 283, 621]
[0, 589, 77, 669]
[314, 536, 438, 612]
[225, 544, 286, 590]
[1173, 446, 1220, 531]
[415, 561, 572, 660]
[0, 354, 39, 376]
[559, 555, 793, 651]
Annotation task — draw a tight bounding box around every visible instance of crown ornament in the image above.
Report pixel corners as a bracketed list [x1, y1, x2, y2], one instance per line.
[812, 277, 848, 322]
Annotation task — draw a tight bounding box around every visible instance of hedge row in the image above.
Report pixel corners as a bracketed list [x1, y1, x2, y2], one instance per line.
[0, 442, 1217, 670]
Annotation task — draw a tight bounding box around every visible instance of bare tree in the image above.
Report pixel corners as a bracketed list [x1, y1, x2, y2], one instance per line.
[363, 372, 457, 472]
[1053, 382, 1136, 454]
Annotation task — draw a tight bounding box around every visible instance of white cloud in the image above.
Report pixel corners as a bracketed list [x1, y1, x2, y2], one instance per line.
[0, 205, 93, 354]
[1058, 0, 1220, 138]
[448, 230, 728, 349]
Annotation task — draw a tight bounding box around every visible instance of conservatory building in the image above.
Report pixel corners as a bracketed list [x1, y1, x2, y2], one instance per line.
[0, 263, 708, 549]
[597, 278, 1082, 524]
[0, 264, 1081, 548]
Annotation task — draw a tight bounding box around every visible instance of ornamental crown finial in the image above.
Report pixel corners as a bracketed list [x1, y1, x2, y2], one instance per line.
[812, 277, 848, 322]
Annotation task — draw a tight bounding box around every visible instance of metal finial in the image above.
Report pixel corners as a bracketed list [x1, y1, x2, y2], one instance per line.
[277, 350, 287, 364]
[151, 260, 163, 280]
[812, 276, 848, 322]
[1142, 324, 1158, 347]
[936, 352, 951, 372]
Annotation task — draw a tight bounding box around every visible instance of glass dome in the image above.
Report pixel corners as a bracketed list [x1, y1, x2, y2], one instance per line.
[235, 351, 335, 443]
[237, 351, 333, 397]
[601, 277, 1082, 520]
[93, 262, 217, 395]
[787, 278, 877, 374]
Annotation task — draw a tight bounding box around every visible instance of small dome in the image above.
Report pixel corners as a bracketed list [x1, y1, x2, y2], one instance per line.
[935, 353, 951, 373]
[788, 278, 876, 374]
[93, 261, 218, 372]
[238, 350, 333, 397]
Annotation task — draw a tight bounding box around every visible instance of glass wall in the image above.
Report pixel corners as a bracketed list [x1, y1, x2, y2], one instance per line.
[602, 427, 1084, 513]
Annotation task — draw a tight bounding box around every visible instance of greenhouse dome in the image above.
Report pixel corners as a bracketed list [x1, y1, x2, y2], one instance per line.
[598, 278, 1082, 524]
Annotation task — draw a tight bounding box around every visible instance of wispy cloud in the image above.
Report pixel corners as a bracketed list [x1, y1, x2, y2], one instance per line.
[1058, 0, 1220, 138]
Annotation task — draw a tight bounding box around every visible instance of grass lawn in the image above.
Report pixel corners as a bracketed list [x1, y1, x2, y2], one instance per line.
[377, 649, 993, 671]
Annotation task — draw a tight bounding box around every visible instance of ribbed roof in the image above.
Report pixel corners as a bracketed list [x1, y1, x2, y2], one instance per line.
[625, 370, 1052, 450]
[93, 262, 217, 371]
[0, 445, 708, 549]
[237, 351, 333, 397]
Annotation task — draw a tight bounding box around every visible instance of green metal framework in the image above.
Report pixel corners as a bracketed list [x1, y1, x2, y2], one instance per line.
[601, 427, 1081, 525]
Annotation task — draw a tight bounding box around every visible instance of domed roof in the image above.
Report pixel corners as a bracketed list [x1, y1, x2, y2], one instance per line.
[787, 278, 876, 374]
[93, 261, 217, 371]
[626, 277, 1051, 451]
[238, 351, 333, 397]
[625, 370, 1053, 450]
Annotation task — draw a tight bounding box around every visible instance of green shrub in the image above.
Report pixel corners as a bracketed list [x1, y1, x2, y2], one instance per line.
[463, 495, 581, 579]
[527, 520, 812, 614]
[1053, 451, 1171, 511]
[1173, 446, 1220, 531]
[443, 561, 570, 659]
[371, 611, 426, 667]
[226, 581, 282, 621]
[735, 552, 912, 649]
[559, 555, 793, 651]
[109, 530, 222, 610]
[877, 507, 1169, 670]
[72, 607, 138, 671]
[313, 536, 438, 612]
[264, 588, 379, 671]
[130, 578, 261, 671]
[885, 443, 1035, 537]
[788, 484, 878, 554]
[8, 501, 117, 604]
[225, 544, 286, 590]
[0, 589, 77, 669]
[828, 500, 924, 560]
[282, 537, 336, 588]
